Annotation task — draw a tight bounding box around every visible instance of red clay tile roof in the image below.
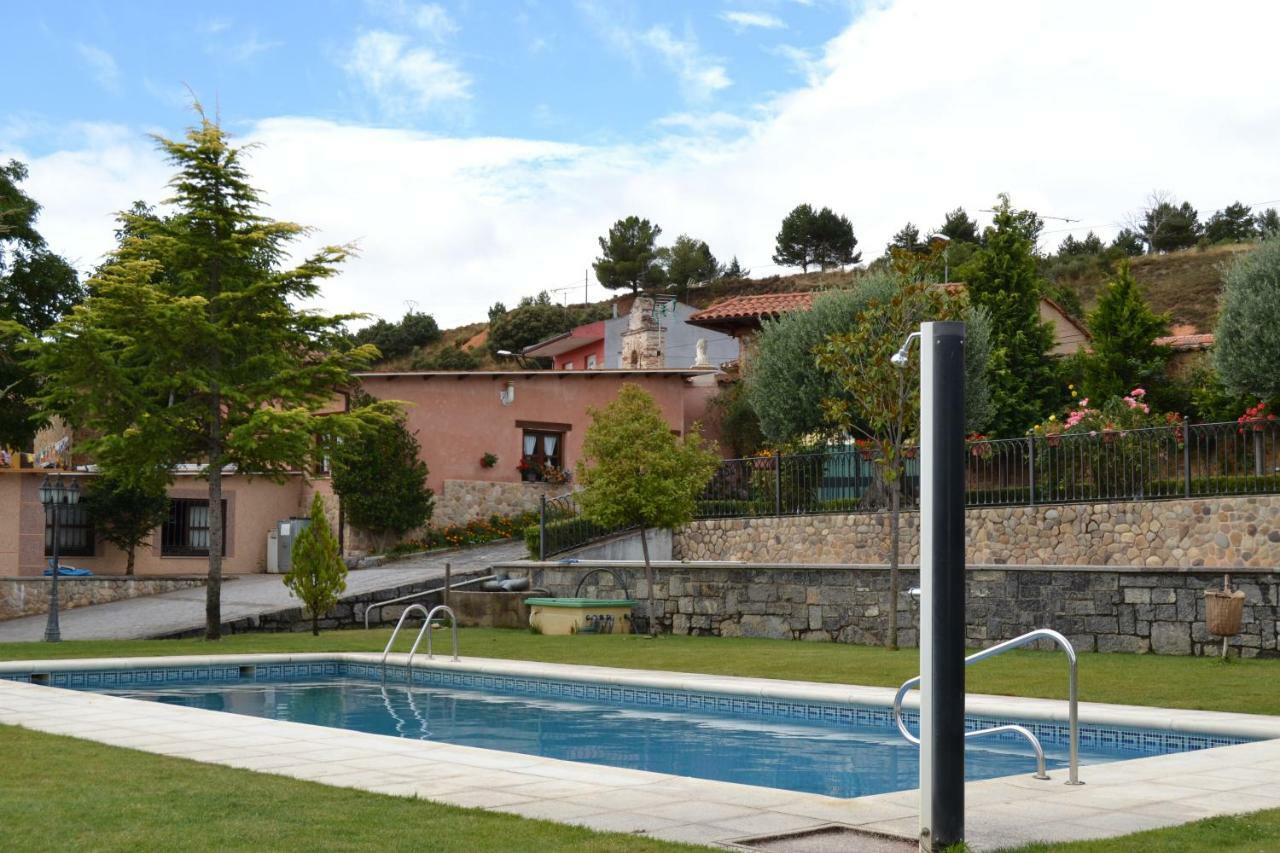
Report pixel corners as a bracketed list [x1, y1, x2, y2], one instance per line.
[687, 292, 816, 329]
[1155, 332, 1214, 351]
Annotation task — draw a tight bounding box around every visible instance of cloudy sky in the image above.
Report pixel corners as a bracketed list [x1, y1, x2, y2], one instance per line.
[4, 0, 1280, 328]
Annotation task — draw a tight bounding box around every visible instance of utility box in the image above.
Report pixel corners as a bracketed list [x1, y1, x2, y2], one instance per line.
[266, 517, 311, 574]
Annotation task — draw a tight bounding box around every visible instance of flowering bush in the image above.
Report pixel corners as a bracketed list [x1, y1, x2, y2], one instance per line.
[966, 433, 993, 460]
[1238, 401, 1276, 433]
[1030, 389, 1183, 499]
[539, 462, 571, 485]
[386, 511, 539, 555]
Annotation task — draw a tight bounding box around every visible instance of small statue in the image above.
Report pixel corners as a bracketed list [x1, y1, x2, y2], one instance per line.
[693, 338, 710, 367]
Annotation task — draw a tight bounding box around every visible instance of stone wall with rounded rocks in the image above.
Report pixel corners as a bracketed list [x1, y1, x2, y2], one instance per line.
[0, 577, 206, 621]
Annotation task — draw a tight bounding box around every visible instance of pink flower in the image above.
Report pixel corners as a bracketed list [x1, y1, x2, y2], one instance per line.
[1079, 398, 1089, 407]
[1131, 388, 1146, 397]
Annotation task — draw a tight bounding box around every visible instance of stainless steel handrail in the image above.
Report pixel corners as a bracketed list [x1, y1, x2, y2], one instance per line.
[381, 603, 432, 676]
[407, 604, 459, 666]
[364, 575, 495, 629]
[892, 627, 1082, 785]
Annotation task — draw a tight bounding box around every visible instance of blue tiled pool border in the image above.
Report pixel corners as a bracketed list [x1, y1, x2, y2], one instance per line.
[6, 659, 1251, 757]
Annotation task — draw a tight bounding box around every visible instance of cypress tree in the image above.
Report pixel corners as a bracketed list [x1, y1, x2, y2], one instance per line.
[1080, 262, 1170, 402]
[285, 494, 348, 636]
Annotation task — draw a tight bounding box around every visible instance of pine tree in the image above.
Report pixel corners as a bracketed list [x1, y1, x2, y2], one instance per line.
[285, 493, 348, 636]
[1080, 262, 1171, 401]
[959, 195, 1058, 435]
[1204, 202, 1258, 244]
[939, 207, 979, 243]
[773, 204, 819, 272]
[593, 216, 666, 292]
[30, 107, 384, 639]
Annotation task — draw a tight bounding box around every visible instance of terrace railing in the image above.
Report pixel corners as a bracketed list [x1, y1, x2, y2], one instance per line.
[696, 418, 1280, 518]
[534, 419, 1280, 558]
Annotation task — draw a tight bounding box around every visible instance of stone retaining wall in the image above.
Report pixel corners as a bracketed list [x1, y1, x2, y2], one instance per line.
[432, 479, 571, 527]
[0, 577, 206, 621]
[511, 562, 1280, 657]
[675, 495, 1280, 569]
[160, 570, 489, 638]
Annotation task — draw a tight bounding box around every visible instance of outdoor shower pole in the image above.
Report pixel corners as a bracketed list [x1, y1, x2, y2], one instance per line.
[918, 321, 966, 852]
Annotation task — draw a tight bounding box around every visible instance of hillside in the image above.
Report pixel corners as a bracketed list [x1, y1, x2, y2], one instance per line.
[1046, 243, 1253, 331]
[385, 244, 1254, 371]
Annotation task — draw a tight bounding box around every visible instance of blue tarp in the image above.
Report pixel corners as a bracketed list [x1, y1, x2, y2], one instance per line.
[43, 565, 93, 577]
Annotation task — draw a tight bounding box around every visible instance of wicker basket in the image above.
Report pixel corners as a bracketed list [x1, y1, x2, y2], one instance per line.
[1205, 589, 1245, 637]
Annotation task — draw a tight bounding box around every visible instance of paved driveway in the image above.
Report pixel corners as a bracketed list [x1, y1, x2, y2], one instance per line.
[0, 541, 526, 643]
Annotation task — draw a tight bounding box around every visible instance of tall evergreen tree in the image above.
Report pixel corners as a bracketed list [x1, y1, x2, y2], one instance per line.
[1109, 228, 1145, 257]
[1204, 202, 1257, 244]
[939, 207, 979, 243]
[811, 207, 860, 268]
[593, 216, 666, 292]
[0, 160, 83, 449]
[284, 493, 348, 637]
[30, 108, 385, 639]
[661, 234, 719, 298]
[1079, 262, 1171, 401]
[722, 256, 750, 279]
[1141, 198, 1201, 252]
[888, 222, 922, 254]
[1256, 208, 1280, 239]
[959, 195, 1057, 435]
[773, 203, 819, 271]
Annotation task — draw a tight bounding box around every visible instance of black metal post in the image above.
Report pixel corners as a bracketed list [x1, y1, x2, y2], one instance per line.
[1183, 421, 1193, 498]
[919, 321, 966, 851]
[774, 455, 782, 516]
[538, 494, 547, 561]
[44, 502, 62, 643]
[1026, 435, 1036, 506]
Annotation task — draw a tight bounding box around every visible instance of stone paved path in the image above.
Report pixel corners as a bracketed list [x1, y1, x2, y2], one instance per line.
[0, 541, 525, 642]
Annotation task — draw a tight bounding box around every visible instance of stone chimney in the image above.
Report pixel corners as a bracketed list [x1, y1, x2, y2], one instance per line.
[620, 295, 666, 369]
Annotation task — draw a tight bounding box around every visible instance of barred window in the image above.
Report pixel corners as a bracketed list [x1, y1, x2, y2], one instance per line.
[162, 499, 227, 557]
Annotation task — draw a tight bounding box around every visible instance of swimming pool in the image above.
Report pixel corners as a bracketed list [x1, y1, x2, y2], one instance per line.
[18, 658, 1253, 799]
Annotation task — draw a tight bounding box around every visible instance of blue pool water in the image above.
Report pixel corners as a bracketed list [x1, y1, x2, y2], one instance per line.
[97, 676, 1153, 799]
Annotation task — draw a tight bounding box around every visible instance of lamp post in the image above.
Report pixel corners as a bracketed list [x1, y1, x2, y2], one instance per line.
[39, 474, 81, 643]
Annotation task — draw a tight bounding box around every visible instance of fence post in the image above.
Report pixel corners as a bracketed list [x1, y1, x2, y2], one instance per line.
[1026, 436, 1036, 506]
[1183, 421, 1193, 498]
[538, 494, 547, 561]
[774, 454, 783, 516]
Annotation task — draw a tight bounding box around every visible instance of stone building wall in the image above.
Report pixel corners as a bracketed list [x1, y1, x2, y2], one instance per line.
[0, 577, 206, 621]
[432, 480, 572, 527]
[513, 562, 1280, 657]
[675, 495, 1280, 569]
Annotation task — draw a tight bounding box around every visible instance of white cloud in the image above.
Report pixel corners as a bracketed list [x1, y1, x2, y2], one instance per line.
[76, 44, 121, 94]
[343, 30, 471, 115]
[412, 3, 458, 39]
[13, 0, 1280, 332]
[228, 32, 283, 62]
[721, 11, 787, 30]
[640, 26, 731, 101]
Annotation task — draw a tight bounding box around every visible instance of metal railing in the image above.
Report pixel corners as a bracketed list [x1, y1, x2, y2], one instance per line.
[892, 628, 1081, 785]
[381, 604, 459, 678]
[537, 492, 633, 559]
[363, 575, 495, 629]
[697, 418, 1280, 518]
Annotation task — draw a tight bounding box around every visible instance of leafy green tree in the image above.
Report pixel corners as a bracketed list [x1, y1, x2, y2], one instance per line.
[888, 222, 923, 254]
[487, 292, 576, 357]
[487, 302, 507, 323]
[1109, 228, 1145, 257]
[1140, 197, 1201, 252]
[593, 216, 666, 293]
[1204, 202, 1257, 244]
[1057, 232, 1105, 256]
[812, 207, 861, 268]
[958, 195, 1058, 435]
[284, 493, 348, 636]
[722, 256, 750, 279]
[661, 235, 720, 298]
[1079, 262, 1171, 402]
[29, 109, 383, 639]
[1256, 208, 1280, 239]
[575, 385, 719, 636]
[773, 203, 819, 271]
[1214, 235, 1280, 399]
[412, 344, 481, 370]
[355, 311, 442, 361]
[747, 277, 897, 444]
[330, 398, 434, 553]
[0, 160, 83, 449]
[84, 468, 171, 576]
[815, 280, 983, 650]
[939, 207, 979, 243]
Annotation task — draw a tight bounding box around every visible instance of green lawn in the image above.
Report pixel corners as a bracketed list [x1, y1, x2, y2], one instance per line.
[0, 724, 699, 853]
[2, 627, 1278, 716]
[3, 628, 1279, 852]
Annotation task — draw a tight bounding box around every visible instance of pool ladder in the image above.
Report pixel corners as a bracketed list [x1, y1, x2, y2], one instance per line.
[892, 625, 1082, 785]
[381, 603, 459, 680]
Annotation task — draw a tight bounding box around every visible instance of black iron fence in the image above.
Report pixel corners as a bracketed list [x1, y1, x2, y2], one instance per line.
[699, 419, 1280, 517]
[535, 419, 1280, 557]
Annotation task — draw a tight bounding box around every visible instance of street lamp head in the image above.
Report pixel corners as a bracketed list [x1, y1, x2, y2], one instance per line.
[66, 478, 81, 505]
[891, 332, 921, 369]
[38, 474, 80, 506]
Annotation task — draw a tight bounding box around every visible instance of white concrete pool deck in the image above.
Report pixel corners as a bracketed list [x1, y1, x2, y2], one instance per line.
[2, 653, 1279, 851]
